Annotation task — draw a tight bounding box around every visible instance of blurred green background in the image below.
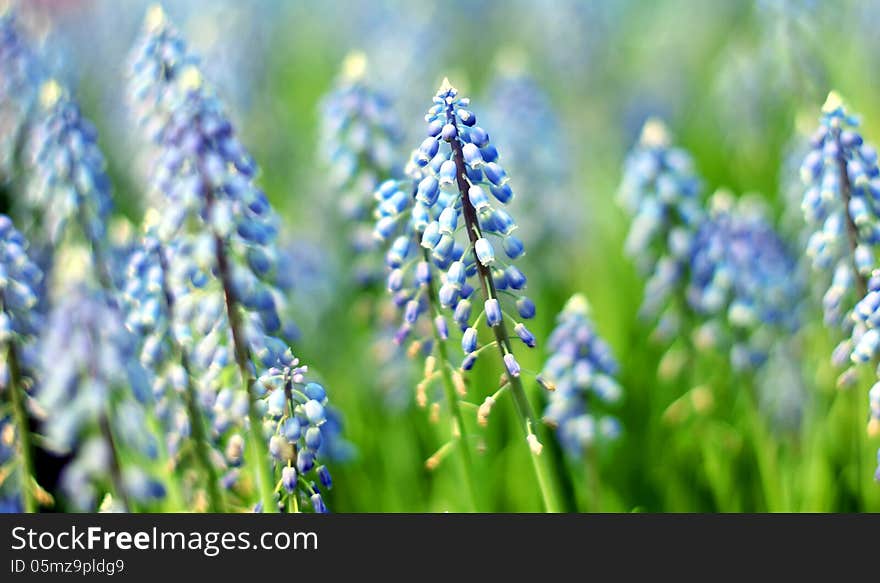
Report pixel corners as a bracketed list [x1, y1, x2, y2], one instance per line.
[11, 0, 880, 511]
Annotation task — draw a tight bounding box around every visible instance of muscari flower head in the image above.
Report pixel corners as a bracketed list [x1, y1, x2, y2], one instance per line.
[319, 52, 402, 286]
[376, 79, 536, 372]
[618, 118, 704, 340]
[35, 284, 162, 511]
[128, 6, 342, 509]
[800, 92, 880, 332]
[25, 80, 114, 272]
[256, 361, 338, 512]
[0, 214, 42, 510]
[121, 224, 200, 462]
[0, 8, 40, 181]
[321, 52, 401, 217]
[540, 294, 622, 457]
[127, 4, 199, 146]
[0, 214, 42, 355]
[687, 191, 802, 371]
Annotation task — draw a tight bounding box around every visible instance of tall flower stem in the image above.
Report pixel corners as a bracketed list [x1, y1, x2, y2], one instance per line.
[449, 131, 562, 513]
[585, 446, 601, 512]
[98, 415, 132, 511]
[195, 158, 275, 513]
[5, 341, 37, 512]
[156, 250, 224, 512]
[831, 133, 870, 486]
[423, 249, 479, 511]
[834, 133, 868, 300]
[213, 232, 277, 513]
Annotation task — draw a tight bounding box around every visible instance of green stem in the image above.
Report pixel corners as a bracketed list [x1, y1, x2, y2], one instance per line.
[506, 366, 563, 512]
[739, 379, 783, 511]
[98, 414, 133, 511]
[585, 446, 601, 512]
[425, 277, 479, 511]
[5, 342, 37, 512]
[214, 233, 276, 513]
[447, 125, 563, 512]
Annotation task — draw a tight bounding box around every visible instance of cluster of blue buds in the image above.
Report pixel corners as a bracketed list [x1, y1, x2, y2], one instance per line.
[127, 7, 286, 371]
[0, 9, 39, 180]
[257, 360, 333, 512]
[687, 192, 802, 371]
[484, 62, 577, 246]
[127, 4, 199, 148]
[0, 214, 42, 355]
[35, 285, 163, 511]
[127, 5, 341, 511]
[540, 294, 622, 457]
[618, 118, 704, 340]
[25, 80, 114, 283]
[374, 161, 467, 413]
[122, 225, 199, 462]
[373, 167, 442, 355]
[406, 79, 536, 375]
[0, 215, 43, 511]
[320, 52, 402, 285]
[800, 92, 880, 331]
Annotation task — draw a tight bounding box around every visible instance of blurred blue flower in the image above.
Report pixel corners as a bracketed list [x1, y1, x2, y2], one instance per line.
[618, 118, 703, 340]
[127, 4, 198, 148]
[0, 214, 43, 512]
[319, 52, 402, 286]
[0, 214, 42, 348]
[127, 6, 344, 511]
[25, 79, 114, 288]
[0, 9, 40, 181]
[687, 192, 802, 371]
[483, 60, 578, 249]
[540, 294, 622, 457]
[35, 284, 160, 511]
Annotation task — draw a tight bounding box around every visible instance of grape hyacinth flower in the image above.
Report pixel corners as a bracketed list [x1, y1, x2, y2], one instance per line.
[127, 3, 199, 149]
[687, 192, 802, 371]
[319, 52, 401, 286]
[800, 92, 880, 346]
[386, 79, 562, 511]
[127, 5, 341, 512]
[0, 215, 44, 512]
[540, 295, 622, 458]
[257, 362, 336, 513]
[0, 9, 40, 182]
[618, 118, 704, 343]
[35, 284, 166, 512]
[25, 79, 115, 291]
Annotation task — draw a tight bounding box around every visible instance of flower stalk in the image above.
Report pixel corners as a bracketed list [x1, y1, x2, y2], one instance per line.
[447, 114, 562, 513]
[423, 248, 478, 511]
